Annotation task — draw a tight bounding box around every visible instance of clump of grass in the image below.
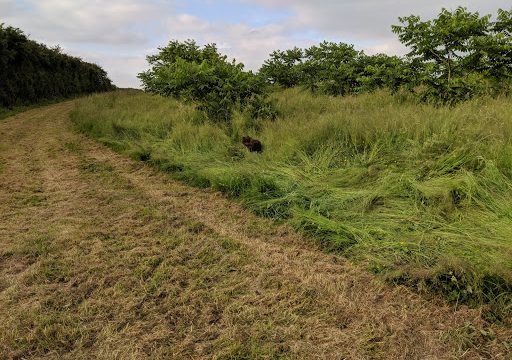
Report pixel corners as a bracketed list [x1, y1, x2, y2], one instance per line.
[71, 89, 512, 321]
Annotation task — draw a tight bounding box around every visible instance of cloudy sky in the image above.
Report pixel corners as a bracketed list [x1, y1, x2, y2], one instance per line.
[1, 0, 510, 88]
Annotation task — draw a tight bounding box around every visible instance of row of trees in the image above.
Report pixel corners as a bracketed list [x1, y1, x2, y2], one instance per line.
[259, 43, 414, 96]
[138, 40, 409, 123]
[261, 7, 512, 104]
[140, 7, 512, 122]
[0, 24, 114, 108]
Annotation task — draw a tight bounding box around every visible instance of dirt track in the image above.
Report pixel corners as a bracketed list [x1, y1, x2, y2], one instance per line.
[0, 102, 510, 359]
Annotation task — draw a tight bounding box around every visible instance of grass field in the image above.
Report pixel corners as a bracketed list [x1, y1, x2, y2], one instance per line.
[71, 89, 512, 323]
[6, 102, 512, 358]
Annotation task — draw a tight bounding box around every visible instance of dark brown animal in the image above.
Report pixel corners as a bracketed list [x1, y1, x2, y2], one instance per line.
[242, 136, 263, 153]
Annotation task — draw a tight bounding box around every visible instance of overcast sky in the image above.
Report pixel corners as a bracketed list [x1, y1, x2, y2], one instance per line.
[1, 0, 510, 88]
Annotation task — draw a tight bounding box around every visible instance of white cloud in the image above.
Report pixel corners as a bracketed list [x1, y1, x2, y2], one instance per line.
[164, 14, 315, 71]
[363, 40, 406, 56]
[247, 0, 512, 40]
[0, 0, 165, 87]
[1, 0, 161, 45]
[170, 14, 212, 32]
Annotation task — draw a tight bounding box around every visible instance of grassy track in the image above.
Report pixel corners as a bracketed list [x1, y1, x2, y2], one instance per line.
[0, 97, 83, 121]
[71, 89, 512, 321]
[1, 102, 511, 358]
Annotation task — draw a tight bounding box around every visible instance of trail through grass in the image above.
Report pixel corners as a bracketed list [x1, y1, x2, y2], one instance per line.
[71, 89, 512, 322]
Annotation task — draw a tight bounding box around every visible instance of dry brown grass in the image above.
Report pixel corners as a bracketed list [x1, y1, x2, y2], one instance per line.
[0, 102, 511, 359]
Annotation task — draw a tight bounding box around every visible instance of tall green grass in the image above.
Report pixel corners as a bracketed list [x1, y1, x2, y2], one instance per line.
[71, 89, 512, 323]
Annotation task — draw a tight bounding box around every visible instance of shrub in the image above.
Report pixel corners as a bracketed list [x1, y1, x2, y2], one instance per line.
[138, 40, 275, 123]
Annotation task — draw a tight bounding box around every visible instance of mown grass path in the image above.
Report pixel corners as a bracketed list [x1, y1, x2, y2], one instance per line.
[0, 102, 510, 359]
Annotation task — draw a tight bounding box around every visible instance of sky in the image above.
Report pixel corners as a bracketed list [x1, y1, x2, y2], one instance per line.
[1, 0, 510, 88]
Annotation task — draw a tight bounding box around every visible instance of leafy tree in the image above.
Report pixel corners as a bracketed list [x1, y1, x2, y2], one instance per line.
[139, 40, 275, 123]
[301, 42, 361, 95]
[485, 9, 512, 84]
[355, 54, 414, 93]
[259, 42, 412, 96]
[259, 42, 363, 95]
[392, 7, 512, 103]
[259, 47, 304, 87]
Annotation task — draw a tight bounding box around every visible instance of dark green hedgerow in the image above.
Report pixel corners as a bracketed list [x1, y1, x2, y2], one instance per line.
[0, 24, 114, 108]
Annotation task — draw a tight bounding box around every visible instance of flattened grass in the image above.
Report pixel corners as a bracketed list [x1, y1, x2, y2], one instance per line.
[71, 89, 512, 321]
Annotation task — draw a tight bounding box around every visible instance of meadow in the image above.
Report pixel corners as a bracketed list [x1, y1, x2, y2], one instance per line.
[71, 88, 512, 323]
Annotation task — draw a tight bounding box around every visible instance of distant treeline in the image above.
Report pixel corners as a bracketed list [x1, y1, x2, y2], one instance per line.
[260, 7, 512, 104]
[259, 44, 414, 96]
[0, 24, 115, 108]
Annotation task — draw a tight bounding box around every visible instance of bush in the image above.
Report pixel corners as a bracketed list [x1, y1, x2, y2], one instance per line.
[138, 40, 275, 123]
[260, 41, 412, 96]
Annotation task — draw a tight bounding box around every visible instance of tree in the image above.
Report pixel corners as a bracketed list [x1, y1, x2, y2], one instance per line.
[355, 54, 414, 93]
[392, 7, 512, 103]
[301, 42, 361, 95]
[259, 42, 414, 96]
[259, 47, 304, 87]
[139, 40, 275, 123]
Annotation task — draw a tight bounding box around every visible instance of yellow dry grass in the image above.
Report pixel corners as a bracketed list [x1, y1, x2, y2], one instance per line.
[0, 102, 511, 359]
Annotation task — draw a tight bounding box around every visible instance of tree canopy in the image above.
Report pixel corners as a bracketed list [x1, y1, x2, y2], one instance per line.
[138, 40, 276, 122]
[141, 7, 512, 112]
[392, 7, 512, 103]
[258, 7, 511, 103]
[259, 41, 411, 96]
